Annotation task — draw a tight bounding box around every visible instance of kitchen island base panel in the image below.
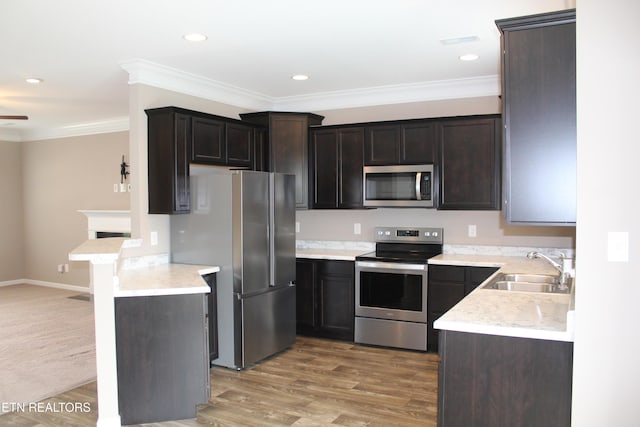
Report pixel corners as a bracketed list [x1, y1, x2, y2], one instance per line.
[438, 330, 573, 427]
[355, 317, 427, 351]
[115, 293, 210, 426]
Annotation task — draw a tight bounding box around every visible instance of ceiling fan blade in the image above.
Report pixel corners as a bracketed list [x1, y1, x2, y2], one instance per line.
[0, 115, 29, 120]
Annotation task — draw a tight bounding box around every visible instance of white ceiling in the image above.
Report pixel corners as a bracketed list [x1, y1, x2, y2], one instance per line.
[1, 0, 573, 141]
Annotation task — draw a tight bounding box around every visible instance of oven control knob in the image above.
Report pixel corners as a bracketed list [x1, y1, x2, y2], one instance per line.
[425, 232, 431, 237]
[385, 231, 391, 236]
[433, 232, 438, 237]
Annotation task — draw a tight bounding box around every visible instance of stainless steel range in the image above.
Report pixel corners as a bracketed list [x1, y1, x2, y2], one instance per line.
[355, 226, 443, 351]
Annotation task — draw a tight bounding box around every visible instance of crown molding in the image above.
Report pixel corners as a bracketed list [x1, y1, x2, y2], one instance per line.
[22, 117, 130, 142]
[120, 59, 500, 112]
[273, 75, 501, 112]
[119, 59, 273, 111]
[13, 62, 500, 142]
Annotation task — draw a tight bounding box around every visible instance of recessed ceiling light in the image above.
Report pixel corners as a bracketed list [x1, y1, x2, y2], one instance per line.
[459, 54, 479, 61]
[292, 74, 309, 81]
[25, 77, 43, 84]
[183, 33, 208, 42]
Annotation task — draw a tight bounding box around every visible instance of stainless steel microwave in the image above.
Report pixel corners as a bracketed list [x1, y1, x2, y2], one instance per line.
[363, 164, 434, 207]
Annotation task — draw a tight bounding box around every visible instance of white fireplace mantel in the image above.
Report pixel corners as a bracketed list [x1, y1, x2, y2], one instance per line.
[79, 210, 131, 239]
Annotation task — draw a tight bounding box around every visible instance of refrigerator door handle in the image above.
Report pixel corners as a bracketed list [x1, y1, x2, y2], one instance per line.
[268, 173, 276, 287]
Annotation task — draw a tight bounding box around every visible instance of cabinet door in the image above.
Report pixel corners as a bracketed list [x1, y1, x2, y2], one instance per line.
[311, 127, 364, 209]
[438, 117, 501, 210]
[427, 264, 466, 352]
[364, 125, 401, 165]
[295, 260, 316, 335]
[337, 128, 364, 208]
[499, 14, 576, 224]
[147, 109, 191, 214]
[192, 116, 225, 164]
[253, 127, 268, 171]
[316, 260, 354, 341]
[226, 122, 253, 167]
[400, 122, 436, 164]
[115, 294, 209, 425]
[310, 129, 338, 208]
[271, 115, 310, 209]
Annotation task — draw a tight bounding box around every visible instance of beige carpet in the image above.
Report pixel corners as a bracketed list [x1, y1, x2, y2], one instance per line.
[0, 284, 96, 413]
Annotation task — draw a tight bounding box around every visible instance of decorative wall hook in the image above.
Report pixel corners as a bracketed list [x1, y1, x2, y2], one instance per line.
[120, 155, 130, 184]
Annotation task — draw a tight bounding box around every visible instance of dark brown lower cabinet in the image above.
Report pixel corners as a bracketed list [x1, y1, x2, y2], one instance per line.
[438, 330, 573, 427]
[115, 293, 210, 425]
[427, 265, 497, 352]
[296, 259, 354, 341]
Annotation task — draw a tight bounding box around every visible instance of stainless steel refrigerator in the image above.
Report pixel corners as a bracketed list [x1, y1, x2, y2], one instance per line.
[170, 169, 296, 370]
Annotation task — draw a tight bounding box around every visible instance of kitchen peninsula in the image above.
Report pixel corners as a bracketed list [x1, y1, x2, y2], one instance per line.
[431, 253, 574, 427]
[69, 238, 218, 427]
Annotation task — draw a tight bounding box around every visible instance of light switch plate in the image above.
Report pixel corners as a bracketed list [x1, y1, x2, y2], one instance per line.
[468, 225, 477, 238]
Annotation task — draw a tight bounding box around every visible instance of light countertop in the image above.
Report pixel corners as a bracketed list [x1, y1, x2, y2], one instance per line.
[430, 254, 574, 342]
[116, 263, 218, 298]
[69, 238, 218, 297]
[296, 248, 370, 261]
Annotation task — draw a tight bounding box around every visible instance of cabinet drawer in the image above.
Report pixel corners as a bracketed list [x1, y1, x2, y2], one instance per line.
[429, 264, 465, 283]
[316, 260, 354, 277]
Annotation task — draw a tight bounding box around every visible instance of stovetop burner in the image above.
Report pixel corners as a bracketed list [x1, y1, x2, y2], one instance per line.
[356, 226, 444, 264]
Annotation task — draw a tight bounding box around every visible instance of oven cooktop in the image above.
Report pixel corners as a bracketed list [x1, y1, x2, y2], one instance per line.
[356, 226, 444, 264]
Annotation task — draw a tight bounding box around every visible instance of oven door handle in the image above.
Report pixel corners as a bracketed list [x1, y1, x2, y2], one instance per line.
[356, 261, 427, 271]
[415, 172, 422, 201]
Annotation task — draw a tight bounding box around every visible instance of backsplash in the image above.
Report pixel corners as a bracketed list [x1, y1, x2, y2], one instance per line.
[297, 239, 574, 260]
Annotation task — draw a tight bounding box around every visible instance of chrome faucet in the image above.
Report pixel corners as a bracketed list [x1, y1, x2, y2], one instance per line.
[526, 251, 573, 290]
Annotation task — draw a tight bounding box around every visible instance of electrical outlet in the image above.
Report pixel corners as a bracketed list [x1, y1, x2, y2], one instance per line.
[113, 184, 118, 193]
[295, 222, 300, 233]
[354, 223, 361, 235]
[468, 225, 477, 238]
[150, 231, 158, 246]
[120, 183, 127, 192]
[63, 264, 69, 273]
[57, 264, 64, 273]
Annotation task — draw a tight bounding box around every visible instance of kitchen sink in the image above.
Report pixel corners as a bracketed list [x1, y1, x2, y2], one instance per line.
[481, 273, 570, 294]
[501, 274, 558, 284]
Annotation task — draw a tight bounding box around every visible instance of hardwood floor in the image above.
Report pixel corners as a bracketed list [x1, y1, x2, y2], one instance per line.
[0, 336, 439, 426]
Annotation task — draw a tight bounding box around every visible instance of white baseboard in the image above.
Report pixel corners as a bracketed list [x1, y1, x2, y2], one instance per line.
[0, 279, 90, 293]
[0, 279, 26, 288]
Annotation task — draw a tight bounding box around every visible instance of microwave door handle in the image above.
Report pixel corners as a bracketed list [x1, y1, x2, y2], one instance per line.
[415, 172, 422, 200]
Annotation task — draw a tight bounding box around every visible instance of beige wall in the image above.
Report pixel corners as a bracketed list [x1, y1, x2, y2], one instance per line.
[0, 140, 25, 282]
[297, 95, 576, 249]
[21, 132, 129, 287]
[572, 1, 640, 425]
[296, 209, 575, 249]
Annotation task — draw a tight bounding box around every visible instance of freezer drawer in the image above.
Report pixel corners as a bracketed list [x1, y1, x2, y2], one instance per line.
[236, 285, 296, 368]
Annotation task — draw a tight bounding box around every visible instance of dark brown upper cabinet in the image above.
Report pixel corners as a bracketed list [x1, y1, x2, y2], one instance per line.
[437, 116, 501, 210]
[240, 112, 324, 209]
[147, 108, 191, 214]
[496, 9, 576, 225]
[146, 106, 264, 214]
[364, 122, 436, 165]
[310, 127, 364, 209]
[225, 122, 253, 167]
[191, 116, 225, 164]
